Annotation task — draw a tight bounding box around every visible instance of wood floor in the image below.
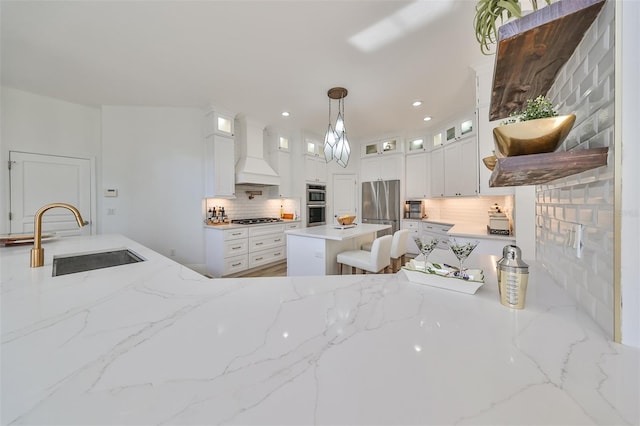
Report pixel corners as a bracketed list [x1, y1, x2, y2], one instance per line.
[230, 260, 287, 277]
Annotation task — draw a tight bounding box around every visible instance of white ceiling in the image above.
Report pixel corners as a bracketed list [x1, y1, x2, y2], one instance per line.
[1, 0, 492, 142]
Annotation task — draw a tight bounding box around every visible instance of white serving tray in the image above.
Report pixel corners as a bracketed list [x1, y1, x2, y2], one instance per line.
[400, 260, 484, 295]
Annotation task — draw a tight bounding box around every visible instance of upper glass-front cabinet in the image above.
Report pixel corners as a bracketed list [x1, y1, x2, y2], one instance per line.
[361, 137, 403, 157]
[445, 116, 475, 143]
[407, 137, 425, 152]
[278, 136, 289, 151]
[204, 109, 235, 137]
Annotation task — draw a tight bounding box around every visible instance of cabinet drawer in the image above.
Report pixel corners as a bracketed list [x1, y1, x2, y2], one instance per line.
[402, 221, 421, 231]
[249, 234, 285, 251]
[249, 224, 285, 237]
[285, 222, 301, 230]
[224, 254, 248, 275]
[249, 247, 285, 269]
[224, 239, 248, 257]
[224, 228, 248, 241]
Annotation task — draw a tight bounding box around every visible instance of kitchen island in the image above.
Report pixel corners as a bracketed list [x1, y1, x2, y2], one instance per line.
[285, 223, 390, 276]
[1, 234, 638, 425]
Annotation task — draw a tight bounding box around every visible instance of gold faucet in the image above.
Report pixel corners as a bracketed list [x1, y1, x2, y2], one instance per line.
[31, 203, 87, 268]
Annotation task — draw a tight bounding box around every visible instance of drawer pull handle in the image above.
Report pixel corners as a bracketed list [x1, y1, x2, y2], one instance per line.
[232, 232, 242, 236]
[274, 238, 281, 242]
[231, 262, 242, 267]
[274, 252, 281, 256]
[232, 246, 242, 250]
[256, 242, 263, 246]
[255, 256, 263, 261]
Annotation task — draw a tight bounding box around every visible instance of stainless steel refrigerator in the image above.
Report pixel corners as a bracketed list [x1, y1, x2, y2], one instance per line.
[361, 179, 400, 237]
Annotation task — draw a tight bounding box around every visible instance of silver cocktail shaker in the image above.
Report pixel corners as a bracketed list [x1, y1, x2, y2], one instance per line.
[497, 245, 529, 309]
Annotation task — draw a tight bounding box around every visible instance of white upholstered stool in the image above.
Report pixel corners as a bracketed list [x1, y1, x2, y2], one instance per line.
[360, 229, 409, 273]
[337, 235, 392, 275]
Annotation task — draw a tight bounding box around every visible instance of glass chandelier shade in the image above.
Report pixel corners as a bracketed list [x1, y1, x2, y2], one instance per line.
[323, 87, 350, 168]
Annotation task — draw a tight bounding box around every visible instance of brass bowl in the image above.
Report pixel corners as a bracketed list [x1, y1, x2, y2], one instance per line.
[492, 114, 576, 157]
[337, 215, 356, 225]
[482, 155, 497, 171]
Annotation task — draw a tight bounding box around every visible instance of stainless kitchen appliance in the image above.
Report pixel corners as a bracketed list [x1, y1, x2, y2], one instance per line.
[362, 179, 400, 237]
[306, 183, 326, 227]
[307, 204, 326, 227]
[306, 184, 326, 205]
[405, 200, 423, 219]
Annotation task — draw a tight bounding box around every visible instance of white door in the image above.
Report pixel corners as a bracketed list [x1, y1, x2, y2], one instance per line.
[9, 151, 93, 236]
[332, 174, 358, 225]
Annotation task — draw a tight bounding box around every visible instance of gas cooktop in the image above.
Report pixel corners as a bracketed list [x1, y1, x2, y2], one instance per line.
[231, 217, 283, 225]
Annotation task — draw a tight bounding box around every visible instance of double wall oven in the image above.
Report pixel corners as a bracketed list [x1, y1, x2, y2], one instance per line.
[306, 184, 326, 227]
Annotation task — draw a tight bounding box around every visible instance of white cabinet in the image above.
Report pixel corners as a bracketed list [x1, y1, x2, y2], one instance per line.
[248, 224, 286, 269]
[430, 137, 478, 198]
[402, 219, 422, 255]
[204, 109, 234, 137]
[304, 136, 327, 183]
[430, 147, 445, 197]
[444, 115, 476, 143]
[406, 136, 428, 153]
[204, 134, 235, 198]
[270, 150, 293, 197]
[305, 137, 323, 157]
[304, 155, 327, 183]
[267, 130, 294, 197]
[206, 227, 249, 277]
[361, 155, 402, 182]
[206, 222, 298, 277]
[361, 137, 403, 157]
[405, 152, 431, 199]
[443, 137, 478, 197]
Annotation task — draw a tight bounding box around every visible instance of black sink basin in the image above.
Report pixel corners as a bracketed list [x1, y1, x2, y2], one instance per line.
[52, 248, 145, 276]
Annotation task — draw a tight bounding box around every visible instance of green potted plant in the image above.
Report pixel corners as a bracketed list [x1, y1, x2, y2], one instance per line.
[492, 95, 575, 157]
[474, 0, 552, 55]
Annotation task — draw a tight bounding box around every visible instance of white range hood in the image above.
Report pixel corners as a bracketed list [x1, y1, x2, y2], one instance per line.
[234, 115, 280, 186]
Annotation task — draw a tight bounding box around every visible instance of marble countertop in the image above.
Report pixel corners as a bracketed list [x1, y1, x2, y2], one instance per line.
[1, 234, 638, 425]
[403, 218, 515, 241]
[204, 218, 300, 230]
[285, 223, 390, 241]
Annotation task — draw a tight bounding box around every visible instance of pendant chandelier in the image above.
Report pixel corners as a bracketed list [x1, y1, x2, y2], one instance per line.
[323, 87, 350, 167]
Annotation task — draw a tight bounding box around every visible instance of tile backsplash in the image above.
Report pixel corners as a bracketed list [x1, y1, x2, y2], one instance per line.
[205, 185, 300, 221]
[425, 196, 514, 226]
[536, 0, 615, 337]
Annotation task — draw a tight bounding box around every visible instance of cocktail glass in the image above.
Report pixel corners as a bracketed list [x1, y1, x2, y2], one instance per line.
[413, 236, 439, 271]
[447, 238, 479, 280]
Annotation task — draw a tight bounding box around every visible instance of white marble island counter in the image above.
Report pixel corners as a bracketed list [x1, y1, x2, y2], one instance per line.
[286, 223, 390, 276]
[1, 234, 638, 425]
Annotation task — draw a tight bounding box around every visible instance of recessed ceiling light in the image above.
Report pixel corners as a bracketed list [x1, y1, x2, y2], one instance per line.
[412, 100, 422, 107]
[281, 111, 290, 117]
[423, 116, 432, 121]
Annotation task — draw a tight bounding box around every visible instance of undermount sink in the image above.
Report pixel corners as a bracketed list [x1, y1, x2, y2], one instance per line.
[52, 248, 145, 276]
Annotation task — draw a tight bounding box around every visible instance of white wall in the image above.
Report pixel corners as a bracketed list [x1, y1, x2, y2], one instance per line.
[0, 87, 101, 234]
[619, 0, 640, 346]
[101, 106, 205, 269]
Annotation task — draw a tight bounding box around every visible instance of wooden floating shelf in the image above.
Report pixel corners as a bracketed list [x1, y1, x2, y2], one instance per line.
[489, 0, 606, 121]
[489, 147, 609, 187]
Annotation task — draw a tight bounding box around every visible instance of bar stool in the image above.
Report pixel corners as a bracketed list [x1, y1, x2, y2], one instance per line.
[361, 229, 409, 273]
[337, 235, 392, 275]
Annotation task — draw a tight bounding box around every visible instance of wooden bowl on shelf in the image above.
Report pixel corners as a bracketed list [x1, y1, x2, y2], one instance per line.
[482, 155, 497, 171]
[492, 114, 576, 157]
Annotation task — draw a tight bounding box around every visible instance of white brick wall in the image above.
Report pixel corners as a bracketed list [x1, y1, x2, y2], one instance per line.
[537, 0, 615, 337]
